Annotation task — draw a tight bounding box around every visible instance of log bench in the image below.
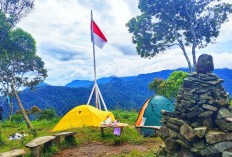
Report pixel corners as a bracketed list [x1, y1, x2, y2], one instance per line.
[53, 132, 76, 145]
[135, 126, 161, 136]
[25, 136, 56, 157]
[0, 149, 26, 157]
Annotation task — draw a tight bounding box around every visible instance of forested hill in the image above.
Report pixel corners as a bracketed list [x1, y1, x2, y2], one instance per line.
[1, 68, 232, 118]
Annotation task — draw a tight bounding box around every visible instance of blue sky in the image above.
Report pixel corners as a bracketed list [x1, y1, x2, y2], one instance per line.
[17, 0, 232, 86]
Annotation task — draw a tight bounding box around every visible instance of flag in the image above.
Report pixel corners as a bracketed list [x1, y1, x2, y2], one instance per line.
[91, 20, 107, 49]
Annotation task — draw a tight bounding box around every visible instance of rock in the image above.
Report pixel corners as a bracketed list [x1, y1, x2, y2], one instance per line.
[215, 119, 232, 131]
[218, 98, 228, 106]
[193, 127, 207, 138]
[206, 131, 232, 144]
[176, 139, 190, 148]
[193, 140, 206, 149]
[167, 122, 180, 132]
[222, 151, 232, 157]
[164, 137, 181, 152]
[191, 122, 201, 128]
[202, 104, 218, 111]
[161, 110, 176, 117]
[209, 100, 216, 105]
[198, 141, 232, 156]
[168, 118, 185, 126]
[177, 149, 194, 157]
[169, 129, 179, 139]
[217, 108, 232, 119]
[187, 108, 203, 119]
[202, 118, 214, 127]
[198, 111, 213, 117]
[161, 126, 169, 138]
[200, 93, 214, 100]
[180, 124, 195, 141]
[196, 54, 214, 74]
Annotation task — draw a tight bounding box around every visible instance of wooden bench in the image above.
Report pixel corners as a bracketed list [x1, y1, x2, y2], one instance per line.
[135, 126, 161, 135]
[0, 149, 26, 157]
[53, 132, 76, 145]
[100, 125, 128, 136]
[25, 136, 56, 157]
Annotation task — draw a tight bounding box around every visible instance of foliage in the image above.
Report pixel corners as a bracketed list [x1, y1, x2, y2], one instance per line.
[11, 113, 24, 124]
[0, 0, 34, 26]
[0, 27, 47, 127]
[112, 110, 138, 125]
[126, 0, 232, 72]
[0, 10, 11, 47]
[38, 108, 57, 120]
[149, 71, 188, 100]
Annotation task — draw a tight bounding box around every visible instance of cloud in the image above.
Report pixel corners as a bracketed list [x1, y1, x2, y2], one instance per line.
[16, 0, 232, 86]
[111, 44, 137, 56]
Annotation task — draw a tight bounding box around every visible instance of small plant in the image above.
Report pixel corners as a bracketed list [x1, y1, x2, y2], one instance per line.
[42, 145, 59, 157]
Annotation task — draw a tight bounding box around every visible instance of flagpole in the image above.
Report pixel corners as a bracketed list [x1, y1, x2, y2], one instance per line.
[91, 10, 98, 108]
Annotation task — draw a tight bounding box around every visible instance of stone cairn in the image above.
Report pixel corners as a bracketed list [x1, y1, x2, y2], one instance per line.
[160, 54, 232, 156]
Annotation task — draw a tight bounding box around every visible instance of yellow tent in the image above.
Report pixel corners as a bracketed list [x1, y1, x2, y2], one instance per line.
[52, 105, 115, 132]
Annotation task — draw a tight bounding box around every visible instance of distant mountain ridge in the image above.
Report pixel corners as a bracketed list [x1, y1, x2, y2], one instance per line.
[65, 76, 136, 88]
[1, 68, 231, 119]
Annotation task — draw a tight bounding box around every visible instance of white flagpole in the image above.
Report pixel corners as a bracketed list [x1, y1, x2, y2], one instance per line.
[90, 10, 99, 108]
[87, 10, 108, 111]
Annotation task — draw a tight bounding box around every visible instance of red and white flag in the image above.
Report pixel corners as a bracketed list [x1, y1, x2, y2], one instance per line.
[91, 20, 107, 49]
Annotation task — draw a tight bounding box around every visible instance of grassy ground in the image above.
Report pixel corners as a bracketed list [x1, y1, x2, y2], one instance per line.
[0, 110, 162, 156]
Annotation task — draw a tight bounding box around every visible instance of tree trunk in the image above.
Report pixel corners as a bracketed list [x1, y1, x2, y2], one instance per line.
[192, 47, 197, 71]
[183, 50, 192, 73]
[11, 82, 33, 129]
[8, 97, 13, 120]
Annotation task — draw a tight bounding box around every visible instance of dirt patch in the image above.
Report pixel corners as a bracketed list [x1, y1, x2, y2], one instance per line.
[53, 138, 163, 157]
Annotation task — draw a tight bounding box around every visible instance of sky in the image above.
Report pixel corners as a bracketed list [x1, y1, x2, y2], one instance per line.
[17, 0, 232, 86]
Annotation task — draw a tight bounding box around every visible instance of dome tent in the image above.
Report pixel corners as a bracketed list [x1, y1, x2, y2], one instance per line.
[52, 105, 115, 132]
[136, 95, 174, 136]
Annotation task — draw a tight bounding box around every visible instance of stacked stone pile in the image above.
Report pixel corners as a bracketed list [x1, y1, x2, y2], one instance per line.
[160, 54, 232, 156]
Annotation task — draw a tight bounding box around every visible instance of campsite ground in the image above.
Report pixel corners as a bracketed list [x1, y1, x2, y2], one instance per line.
[53, 139, 163, 157]
[0, 110, 164, 157]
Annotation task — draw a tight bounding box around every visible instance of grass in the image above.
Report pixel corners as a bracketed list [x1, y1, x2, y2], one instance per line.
[0, 110, 162, 156]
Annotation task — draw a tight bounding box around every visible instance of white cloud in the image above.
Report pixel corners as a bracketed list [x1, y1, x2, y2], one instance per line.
[17, 0, 232, 86]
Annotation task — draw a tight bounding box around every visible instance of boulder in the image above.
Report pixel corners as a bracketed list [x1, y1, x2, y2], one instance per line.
[198, 141, 232, 156]
[217, 108, 232, 119]
[168, 118, 185, 126]
[196, 54, 214, 74]
[193, 127, 207, 138]
[164, 137, 181, 152]
[180, 124, 195, 141]
[202, 104, 217, 111]
[206, 131, 232, 144]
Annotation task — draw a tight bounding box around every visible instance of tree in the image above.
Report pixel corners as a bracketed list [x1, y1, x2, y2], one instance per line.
[149, 71, 187, 100]
[0, 28, 47, 128]
[127, 0, 232, 72]
[0, 10, 11, 48]
[0, 0, 34, 43]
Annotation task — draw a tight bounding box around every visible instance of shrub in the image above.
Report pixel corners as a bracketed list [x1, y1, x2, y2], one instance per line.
[11, 113, 24, 124]
[38, 108, 57, 120]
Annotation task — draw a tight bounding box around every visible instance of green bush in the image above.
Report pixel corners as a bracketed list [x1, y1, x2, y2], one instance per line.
[38, 108, 57, 120]
[11, 114, 24, 124]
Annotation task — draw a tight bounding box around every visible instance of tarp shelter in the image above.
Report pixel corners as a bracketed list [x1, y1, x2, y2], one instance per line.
[136, 95, 174, 136]
[52, 105, 115, 132]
